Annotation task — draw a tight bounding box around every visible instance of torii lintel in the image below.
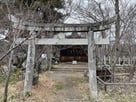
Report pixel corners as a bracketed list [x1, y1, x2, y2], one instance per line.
[9, 15, 115, 32]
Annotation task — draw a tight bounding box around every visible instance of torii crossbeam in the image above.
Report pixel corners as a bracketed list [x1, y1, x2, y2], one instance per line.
[9, 14, 114, 32]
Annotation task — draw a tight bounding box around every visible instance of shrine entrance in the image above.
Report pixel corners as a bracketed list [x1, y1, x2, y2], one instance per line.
[9, 14, 114, 100]
[60, 45, 87, 62]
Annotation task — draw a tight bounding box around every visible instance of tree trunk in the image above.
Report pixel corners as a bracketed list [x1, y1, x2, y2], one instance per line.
[48, 46, 52, 71]
[3, 44, 14, 102]
[113, 0, 120, 82]
[115, 0, 120, 58]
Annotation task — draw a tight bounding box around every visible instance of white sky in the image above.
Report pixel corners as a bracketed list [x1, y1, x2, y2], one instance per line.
[63, 0, 136, 41]
[64, 0, 136, 24]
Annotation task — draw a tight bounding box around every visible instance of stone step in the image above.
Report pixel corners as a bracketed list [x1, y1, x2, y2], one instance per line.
[51, 67, 87, 72]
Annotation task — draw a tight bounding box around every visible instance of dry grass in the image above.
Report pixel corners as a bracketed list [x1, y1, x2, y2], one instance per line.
[0, 71, 136, 102]
[0, 72, 57, 102]
[98, 86, 136, 102]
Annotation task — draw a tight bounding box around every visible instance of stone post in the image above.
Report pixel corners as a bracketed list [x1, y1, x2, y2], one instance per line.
[24, 31, 35, 96]
[88, 30, 98, 99]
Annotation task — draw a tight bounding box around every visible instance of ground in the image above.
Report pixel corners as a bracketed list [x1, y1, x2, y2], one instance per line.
[0, 71, 90, 102]
[0, 63, 136, 102]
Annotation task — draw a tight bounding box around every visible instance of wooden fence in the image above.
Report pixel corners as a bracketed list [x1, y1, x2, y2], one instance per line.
[99, 56, 136, 66]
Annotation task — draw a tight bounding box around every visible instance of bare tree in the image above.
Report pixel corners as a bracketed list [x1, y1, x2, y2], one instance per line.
[0, 0, 68, 101]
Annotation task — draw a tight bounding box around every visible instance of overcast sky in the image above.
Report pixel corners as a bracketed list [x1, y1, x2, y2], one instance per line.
[64, 0, 136, 23]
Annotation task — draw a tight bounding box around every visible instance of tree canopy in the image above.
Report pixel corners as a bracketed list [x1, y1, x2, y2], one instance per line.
[14, 0, 64, 22]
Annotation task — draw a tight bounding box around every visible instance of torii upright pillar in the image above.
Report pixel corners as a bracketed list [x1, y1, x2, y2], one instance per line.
[88, 30, 98, 99]
[24, 31, 35, 96]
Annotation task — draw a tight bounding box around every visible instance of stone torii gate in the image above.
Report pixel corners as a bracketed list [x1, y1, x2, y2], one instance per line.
[9, 15, 114, 99]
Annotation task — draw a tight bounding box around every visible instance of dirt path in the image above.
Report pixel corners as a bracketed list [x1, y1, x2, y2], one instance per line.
[47, 71, 90, 102]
